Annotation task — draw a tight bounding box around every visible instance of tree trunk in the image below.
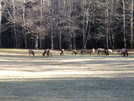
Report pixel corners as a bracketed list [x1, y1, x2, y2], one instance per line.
[59, 30, 61, 49]
[39, 0, 43, 49]
[12, 0, 19, 48]
[50, 22, 54, 49]
[0, 0, 2, 47]
[22, 0, 27, 48]
[106, 2, 109, 49]
[72, 33, 76, 49]
[131, 0, 134, 48]
[122, 0, 127, 48]
[82, 0, 86, 48]
[72, 0, 76, 49]
[50, 0, 54, 49]
[35, 34, 39, 49]
[109, 0, 115, 49]
[83, 21, 90, 49]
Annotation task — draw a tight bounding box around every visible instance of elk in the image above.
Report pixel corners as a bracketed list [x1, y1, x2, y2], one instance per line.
[43, 49, 52, 57]
[42, 49, 48, 56]
[29, 49, 35, 56]
[60, 49, 64, 55]
[47, 49, 52, 57]
[119, 48, 128, 57]
[88, 48, 95, 55]
[72, 49, 77, 55]
[81, 49, 87, 54]
[108, 49, 113, 54]
[96, 48, 109, 56]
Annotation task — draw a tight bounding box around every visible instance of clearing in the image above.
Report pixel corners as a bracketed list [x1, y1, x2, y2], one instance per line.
[0, 49, 134, 101]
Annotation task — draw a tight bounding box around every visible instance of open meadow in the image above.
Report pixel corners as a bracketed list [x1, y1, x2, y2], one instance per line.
[0, 49, 134, 101]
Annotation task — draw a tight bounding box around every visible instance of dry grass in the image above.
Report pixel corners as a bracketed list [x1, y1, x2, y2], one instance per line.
[0, 49, 134, 101]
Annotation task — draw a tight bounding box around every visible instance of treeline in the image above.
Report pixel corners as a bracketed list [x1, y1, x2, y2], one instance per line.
[0, 0, 134, 49]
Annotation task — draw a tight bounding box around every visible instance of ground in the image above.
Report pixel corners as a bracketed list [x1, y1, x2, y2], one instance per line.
[0, 49, 134, 101]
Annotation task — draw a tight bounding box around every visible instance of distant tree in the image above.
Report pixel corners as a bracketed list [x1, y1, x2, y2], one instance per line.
[122, 0, 127, 48]
[0, 0, 134, 49]
[130, 0, 134, 48]
[22, 0, 27, 48]
[81, 0, 94, 49]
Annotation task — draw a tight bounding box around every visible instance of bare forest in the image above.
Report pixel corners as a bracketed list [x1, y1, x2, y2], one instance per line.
[0, 0, 134, 49]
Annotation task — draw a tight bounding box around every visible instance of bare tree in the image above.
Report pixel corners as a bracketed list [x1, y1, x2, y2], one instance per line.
[106, 1, 109, 49]
[108, 0, 115, 49]
[122, 0, 127, 48]
[1, 0, 133, 49]
[22, 0, 27, 48]
[50, 0, 54, 49]
[130, 0, 134, 48]
[12, 0, 18, 47]
[82, 0, 94, 49]
[57, 0, 61, 49]
[39, 0, 43, 49]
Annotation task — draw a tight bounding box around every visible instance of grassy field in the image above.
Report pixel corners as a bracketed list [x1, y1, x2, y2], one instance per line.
[0, 49, 134, 101]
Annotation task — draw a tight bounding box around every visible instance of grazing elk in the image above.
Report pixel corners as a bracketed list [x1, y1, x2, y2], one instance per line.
[60, 49, 64, 55]
[72, 49, 77, 55]
[118, 48, 128, 57]
[108, 49, 113, 54]
[47, 49, 52, 56]
[96, 48, 109, 56]
[29, 49, 35, 56]
[42, 49, 48, 56]
[88, 48, 95, 55]
[81, 49, 87, 54]
[43, 49, 52, 57]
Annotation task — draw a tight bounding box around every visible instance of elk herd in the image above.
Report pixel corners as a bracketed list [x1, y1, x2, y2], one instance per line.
[29, 48, 129, 57]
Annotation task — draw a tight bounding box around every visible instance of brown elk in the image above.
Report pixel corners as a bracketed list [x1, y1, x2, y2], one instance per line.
[118, 48, 128, 57]
[43, 49, 52, 57]
[72, 49, 77, 55]
[88, 48, 95, 55]
[81, 49, 87, 54]
[29, 49, 35, 56]
[96, 48, 109, 56]
[47, 49, 52, 56]
[42, 49, 48, 56]
[60, 49, 64, 55]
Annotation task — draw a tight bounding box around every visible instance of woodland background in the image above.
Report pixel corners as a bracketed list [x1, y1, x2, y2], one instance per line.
[0, 0, 134, 49]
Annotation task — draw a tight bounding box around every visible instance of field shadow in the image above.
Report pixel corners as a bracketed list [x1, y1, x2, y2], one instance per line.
[0, 54, 134, 73]
[0, 77, 134, 101]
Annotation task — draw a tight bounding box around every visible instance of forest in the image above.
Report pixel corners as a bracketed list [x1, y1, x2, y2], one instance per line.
[0, 0, 134, 49]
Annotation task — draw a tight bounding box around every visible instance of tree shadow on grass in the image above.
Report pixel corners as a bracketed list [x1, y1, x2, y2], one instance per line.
[0, 55, 134, 73]
[0, 77, 134, 101]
